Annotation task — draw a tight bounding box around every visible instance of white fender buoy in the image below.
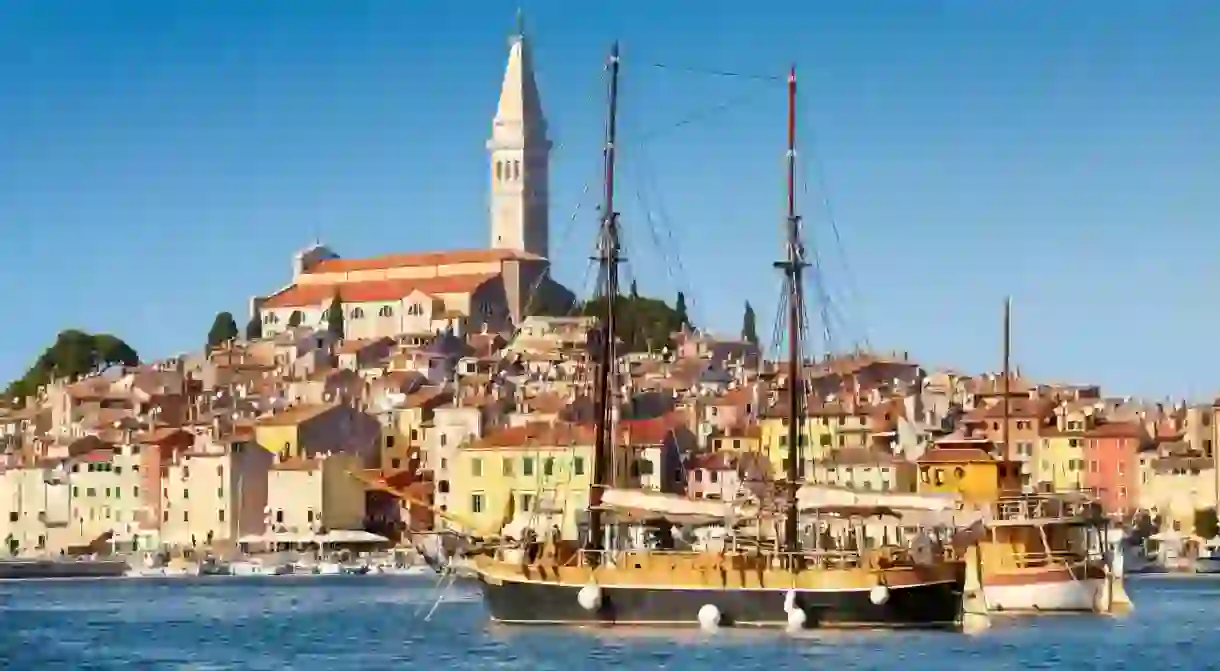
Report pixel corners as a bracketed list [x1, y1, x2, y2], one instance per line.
[577, 584, 602, 611]
[869, 584, 890, 606]
[783, 589, 797, 614]
[697, 604, 721, 631]
[786, 606, 807, 631]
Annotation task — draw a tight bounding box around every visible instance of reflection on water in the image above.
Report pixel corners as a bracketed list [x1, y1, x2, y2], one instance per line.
[0, 574, 1215, 670]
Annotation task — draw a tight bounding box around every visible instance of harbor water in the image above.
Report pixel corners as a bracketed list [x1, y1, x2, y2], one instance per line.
[0, 575, 1212, 669]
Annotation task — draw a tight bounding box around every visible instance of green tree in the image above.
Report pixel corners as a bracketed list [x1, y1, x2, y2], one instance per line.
[741, 301, 759, 345]
[4, 330, 140, 404]
[1196, 507, 1219, 540]
[245, 309, 263, 341]
[206, 312, 239, 350]
[287, 311, 304, 328]
[581, 294, 684, 354]
[675, 291, 689, 329]
[325, 291, 345, 339]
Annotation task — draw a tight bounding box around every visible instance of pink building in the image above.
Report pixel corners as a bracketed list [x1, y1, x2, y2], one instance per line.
[685, 451, 769, 501]
[1083, 421, 1147, 517]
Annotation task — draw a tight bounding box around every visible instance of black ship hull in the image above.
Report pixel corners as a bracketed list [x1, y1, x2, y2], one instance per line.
[480, 574, 963, 629]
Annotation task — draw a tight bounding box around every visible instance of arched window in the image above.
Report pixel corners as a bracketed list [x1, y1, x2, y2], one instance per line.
[378, 306, 393, 317]
[350, 307, 364, 319]
[512, 160, 521, 180]
[495, 161, 503, 181]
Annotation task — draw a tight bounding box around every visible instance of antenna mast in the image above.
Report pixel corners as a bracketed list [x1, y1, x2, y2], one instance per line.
[1002, 297, 1011, 459]
[587, 42, 621, 562]
[775, 65, 806, 555]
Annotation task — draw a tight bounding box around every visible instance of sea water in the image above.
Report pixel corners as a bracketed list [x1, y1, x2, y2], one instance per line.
[0, 575, 1212, 669]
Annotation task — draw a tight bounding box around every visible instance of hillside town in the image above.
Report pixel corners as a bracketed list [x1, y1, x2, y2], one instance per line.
[2, 24, 1214, 562]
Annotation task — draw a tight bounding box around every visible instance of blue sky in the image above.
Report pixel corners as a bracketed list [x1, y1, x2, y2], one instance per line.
[1, 1, 1217, 397]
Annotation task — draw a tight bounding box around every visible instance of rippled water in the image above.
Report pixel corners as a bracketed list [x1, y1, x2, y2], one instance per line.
[0, 575, 1214, 669]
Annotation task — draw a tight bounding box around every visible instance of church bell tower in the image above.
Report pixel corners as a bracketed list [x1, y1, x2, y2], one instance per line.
[487, 13, 551, 259]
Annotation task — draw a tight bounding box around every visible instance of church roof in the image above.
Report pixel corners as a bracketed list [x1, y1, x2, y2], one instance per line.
[263, 274, 498, 309]
[306, 248, 541, 274]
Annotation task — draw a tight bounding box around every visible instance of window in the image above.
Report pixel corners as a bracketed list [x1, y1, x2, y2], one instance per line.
[386, 436, 396, 448]
[7, 512, 16, 522]
[276, 510, 284, 523]
[953, 467, 965, 480]
[710, 470, 719, 484]
[543, 457, 554, 477]
[471, 493, 485, 514]
[471, 458, 483, 477]
[219, 510, 225, 522]
[183, 466, 190, 478]
[1119, 486, 1128, 497]
[933, 469, 945, 486]
[104, 488, 110, 498]
[496, 161, 503, 181]
[86, 488, 96, 497]
[391, 458, 401, 469]
[523, 457, 534, 476]
[519, 493, 535, 512]
[217, 465, 224, 477]
[217, 488, 224, 498]
[72, 487, 78, 497]
[307, 510, 314, 523]
[163, 511, 169, 522]
[351, 307, 365, 319]
[379, 306, 394, 317]
[440, 434, 447, 447]
[574, 457, 585, 476]
[502, 457, 514, 476]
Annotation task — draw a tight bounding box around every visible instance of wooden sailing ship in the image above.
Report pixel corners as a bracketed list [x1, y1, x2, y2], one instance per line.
[465, 44, 983, 630]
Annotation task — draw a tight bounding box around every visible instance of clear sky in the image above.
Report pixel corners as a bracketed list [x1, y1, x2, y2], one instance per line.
[1, 1, 1217, 398]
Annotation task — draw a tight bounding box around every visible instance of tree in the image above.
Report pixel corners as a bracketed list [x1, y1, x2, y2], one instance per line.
[629, 280, 639, 298]
[1196, 507, 1219, 540]
[245, 310, 263, 341]
[206, 312, 239, 350]
[741, 301, 759, 345]
[4, 330, 140, 404]
[287, 311, 304, 328]
[580, 293, 684, 353]
[325, 291, 345, 339]
[675, 291, 689, 329]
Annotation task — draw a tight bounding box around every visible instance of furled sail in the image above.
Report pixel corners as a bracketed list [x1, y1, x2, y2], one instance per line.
[795, 485, 960, 512]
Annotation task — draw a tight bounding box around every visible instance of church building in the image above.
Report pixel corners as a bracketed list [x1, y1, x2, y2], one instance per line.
[254, 23, 573, 341]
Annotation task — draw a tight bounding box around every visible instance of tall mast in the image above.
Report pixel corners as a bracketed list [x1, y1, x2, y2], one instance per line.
[1002, 297, 1011, 459]
[587, 42, 621, 560]
[776, 65, 806, 554]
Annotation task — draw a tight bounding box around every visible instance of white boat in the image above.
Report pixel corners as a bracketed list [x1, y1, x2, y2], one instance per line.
[230, 559, 293, 576]
[1195, 537, 1220, 574]
[375, 563, 433, 576]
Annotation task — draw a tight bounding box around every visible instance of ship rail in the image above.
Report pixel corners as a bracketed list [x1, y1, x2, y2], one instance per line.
[570, 546, 941, 572]
[991, 493, 1100, 524]
[996, 548, 1087, 570]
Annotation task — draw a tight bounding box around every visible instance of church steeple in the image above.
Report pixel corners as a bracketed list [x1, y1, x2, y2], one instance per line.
[488, 12, 551, 259]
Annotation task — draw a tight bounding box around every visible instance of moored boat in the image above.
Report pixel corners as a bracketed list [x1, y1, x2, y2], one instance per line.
[0, 557, 128, 580]
[467, 42, 981, 632]
[979, 494, 1130, 613]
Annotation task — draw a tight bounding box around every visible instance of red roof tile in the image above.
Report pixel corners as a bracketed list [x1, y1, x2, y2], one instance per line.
[263, 274, 498, 309]
[307, 249, 541, 274]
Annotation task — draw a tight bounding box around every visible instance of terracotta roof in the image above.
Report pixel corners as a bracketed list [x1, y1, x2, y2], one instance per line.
[1085, 421, 1145, 439]
[307, 248, 541, 274]
[263, 274, 498, 309]
[255, 403, 336, 427]
[471, 422, 595, 449]
[336, 338, 390, 355]
[918, 446, 997, 463]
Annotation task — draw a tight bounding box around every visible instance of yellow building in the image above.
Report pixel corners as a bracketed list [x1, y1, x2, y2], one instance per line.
[253, 402, 381, 464]
[378, 387, 451, 473]
[760, 403, 889, 481]
[916, 439, 1022, 503]
[1037, 430, 1088, 492]
[448, 422, 630, 539]
[708, 425, 762, 454]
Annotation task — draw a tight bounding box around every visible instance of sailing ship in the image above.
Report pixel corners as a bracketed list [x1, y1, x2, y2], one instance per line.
[974, 299, 1131, 613]
[466, 44, 981, 630]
